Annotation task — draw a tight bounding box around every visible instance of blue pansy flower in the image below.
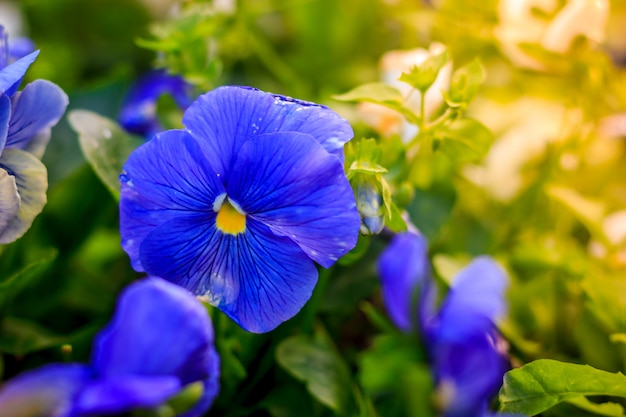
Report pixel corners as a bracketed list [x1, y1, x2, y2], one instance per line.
[0, 26, 68, 244]
[0, 277, 220, 417]
[378, 232, 510, 417]
[119, 86, 360, 333]
[118, 69, 194, 138]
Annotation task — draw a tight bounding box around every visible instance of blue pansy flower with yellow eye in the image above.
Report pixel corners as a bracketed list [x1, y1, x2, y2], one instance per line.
[0, 25, 68, 244]
[119, 86, 360, 333]
[118, 69, 194, 138]
[0, 277, 220, 417]
[378, 232, 510, 417]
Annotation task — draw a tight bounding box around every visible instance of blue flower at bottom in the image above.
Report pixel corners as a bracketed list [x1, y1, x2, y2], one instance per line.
[378, 232, 510, 417]
[119, 86, 360, 333]
[0, 277, 220, 417]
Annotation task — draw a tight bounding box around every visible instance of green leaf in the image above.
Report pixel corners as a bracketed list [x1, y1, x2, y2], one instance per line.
[398, 49, 448, 93]
[436, 118, 493, 163]
[499, 359, 626, 416]
[333, 82, 403, 104]
[333, 83, 420, 124]
[444, 58, 485, 107]
[276, 333, 354, 415]
[68, 110, 144, 200]
[0, 317, 66, 355]
[565, 396, 625, 417]
[0, 248, 58, 307]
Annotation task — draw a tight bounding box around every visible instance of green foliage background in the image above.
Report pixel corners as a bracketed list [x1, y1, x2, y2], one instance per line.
[4, 0, 626, 416]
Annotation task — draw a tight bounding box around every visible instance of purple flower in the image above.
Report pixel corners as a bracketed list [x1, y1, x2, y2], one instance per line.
[119, 86, 360, 333]
[0, 25, 68, 244]
[118, 69, 194, 138]
[377, 232, 510, 417]
[0, 277, 220, 417]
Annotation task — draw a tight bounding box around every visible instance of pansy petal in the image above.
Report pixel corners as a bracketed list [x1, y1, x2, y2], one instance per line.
[436, 257, 508, 341]
[0, 93, 12, 154]
[0, 364, 89, 417]
[118, 69, 193, 138]
[0, 49, 38, 95]
[0, 169, 20, 234]
[6, 79, 69, 149]
[180, 348, 221, 417]
[140, 217, 318, 333]
[183, 86, 353, 182]
[377, 232, 430, 332]
[431, 333, 508, 417]
[92, 277, 217, 387]
[0, 148, 47, 244]
[0, 27, 7, 69]
[119, 130, 225, 271]
[73, 376, 181, 416]
[228, 132, 359, 268]
[8, 37, 36, 61]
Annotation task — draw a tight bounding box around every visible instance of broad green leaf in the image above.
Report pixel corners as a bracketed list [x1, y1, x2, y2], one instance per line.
[0, 248, 58, 307]
[333, 83, 420, 124]
[565, 396, 625, 417]
[276, 333, 354, 415]
[334, 83, 403, 104]
[398, 49, 448, 93]
[436, 118, 493, 163]
[444, 58, 485, 107]
[68, 110, 144, 200]
[499, 359, 626, 416]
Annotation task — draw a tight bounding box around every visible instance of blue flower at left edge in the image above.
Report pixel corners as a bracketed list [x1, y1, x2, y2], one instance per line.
[0, 26, 68, 244]
[0, 277, 220, 417]
[119, 86, 360, 333]
[378, 232, 515, 417]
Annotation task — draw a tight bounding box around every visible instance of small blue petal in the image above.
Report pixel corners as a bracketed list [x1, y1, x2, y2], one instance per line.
[0, 93, 12, 153]
[139, 216, 318, 333]
[0, 26, 7, 69]
[0, 49, 39, 95]
[8, 37, 36, 61]
[377, 232, 431, 332]
[0, 364, 90, 417]
[74, 376, 182, 415]
[228, 132, 360, 268]
[118, 69, 193, 138]
[435, 257, 508, 342]
[183, 86, 353, 183]
[432, 333, 508, 417]
[6, 79, 69, 149]
[119, 130, 225, 271]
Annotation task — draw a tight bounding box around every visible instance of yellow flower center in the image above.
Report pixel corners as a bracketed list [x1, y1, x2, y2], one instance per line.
[216, 199, 246, 235]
